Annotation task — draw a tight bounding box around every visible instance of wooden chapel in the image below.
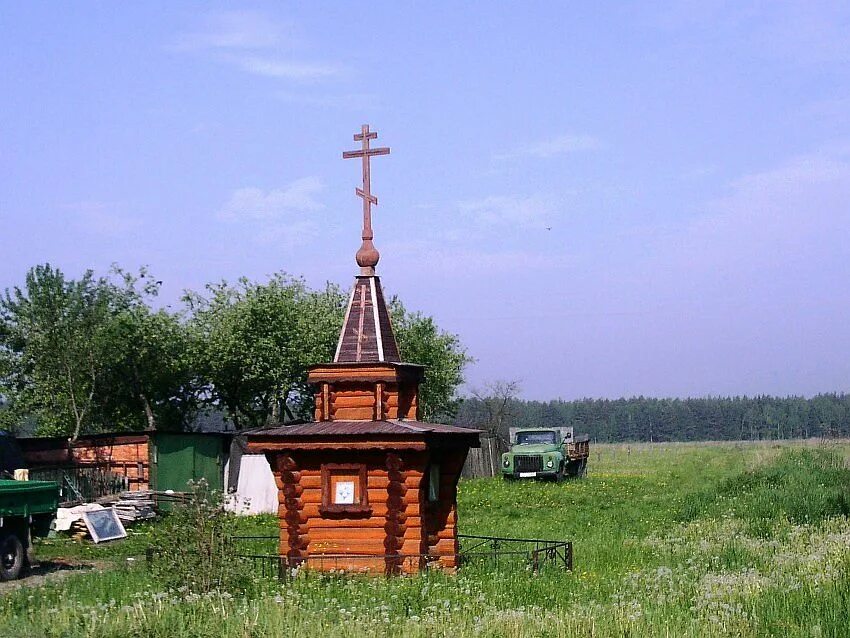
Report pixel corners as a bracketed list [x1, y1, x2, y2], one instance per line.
[247, 125, 480, 573]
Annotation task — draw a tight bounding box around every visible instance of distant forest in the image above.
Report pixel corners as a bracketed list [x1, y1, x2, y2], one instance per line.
[454, 393, 850, 442]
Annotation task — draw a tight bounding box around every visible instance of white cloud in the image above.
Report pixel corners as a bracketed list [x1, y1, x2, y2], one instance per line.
[457, 195, 553, 229]
[276, 91, 377, 109]
[238, 56, 338, 80]
[643, 147, 850, 298]
[494, 134, 602, 161]
[699, 152, 850, 247]
[218, 177, 325, 222]
[254, 220, 320, 246]
[172, 11, 338, 81]
[644, 2, 850, 66]
[172, 10, 285, 51]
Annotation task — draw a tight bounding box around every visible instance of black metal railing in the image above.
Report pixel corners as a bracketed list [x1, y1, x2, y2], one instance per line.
[238, 552, 442, 577]
[215, 533, 573, 579]
[458, 533, 573, 571]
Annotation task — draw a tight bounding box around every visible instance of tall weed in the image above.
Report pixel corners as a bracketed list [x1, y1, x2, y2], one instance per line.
[147, 479, 256, 594]
[678, 447, 850, 531]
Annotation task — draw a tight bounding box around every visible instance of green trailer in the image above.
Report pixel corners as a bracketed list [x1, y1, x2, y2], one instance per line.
[0, 479, 59, 580]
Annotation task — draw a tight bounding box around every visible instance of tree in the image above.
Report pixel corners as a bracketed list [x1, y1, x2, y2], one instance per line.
[0, 264, 199, 437]
[1, 265, 473, 435]
[389, 297, 472, 422]
[0, 265, 113, 438]
[468, 380, 522, 441]
[97, 268, 198, 432]
[185, 274, 346, 429]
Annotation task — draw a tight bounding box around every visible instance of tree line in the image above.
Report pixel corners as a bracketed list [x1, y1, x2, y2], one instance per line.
[455, 391, 850, 442]
[0, 264, 470, 437]
[4, 264, 846, 442]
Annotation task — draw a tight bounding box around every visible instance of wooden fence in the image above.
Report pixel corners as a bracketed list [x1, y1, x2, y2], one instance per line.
[29, 466, 130, 504]
[462, 434, 507, 478]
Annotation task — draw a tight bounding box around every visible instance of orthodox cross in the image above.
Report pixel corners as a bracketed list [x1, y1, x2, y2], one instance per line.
[343, 124, 389, 274]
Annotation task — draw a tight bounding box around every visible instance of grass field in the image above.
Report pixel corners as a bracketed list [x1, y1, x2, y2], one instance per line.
[2, 440, 849, 637]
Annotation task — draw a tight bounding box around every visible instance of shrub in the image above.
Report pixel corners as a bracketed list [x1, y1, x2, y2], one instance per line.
[148, 479, 256, 594]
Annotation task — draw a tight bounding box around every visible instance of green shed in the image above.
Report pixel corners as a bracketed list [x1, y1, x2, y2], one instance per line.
[149, 433, 231, 506]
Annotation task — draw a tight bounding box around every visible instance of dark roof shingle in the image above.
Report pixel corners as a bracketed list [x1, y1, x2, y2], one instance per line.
[334, 276, 400, 364]
[248, 420, 479, 438]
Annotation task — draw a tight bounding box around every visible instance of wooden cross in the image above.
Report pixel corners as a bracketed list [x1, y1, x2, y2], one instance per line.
[343, 124, 390, 242]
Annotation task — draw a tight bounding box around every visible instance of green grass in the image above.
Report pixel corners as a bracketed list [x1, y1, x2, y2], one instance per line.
[2, 440, 849, 637]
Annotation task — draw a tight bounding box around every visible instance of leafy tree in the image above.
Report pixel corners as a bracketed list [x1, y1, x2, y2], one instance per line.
[0, 265, 113, 438]
[0, 264, 198, 437]
[390, 297, 472, 422]
[1, 265, 472, 435]
[184, 273, 346, 429]
[97, 268, 198, 432]
[185, 276, 471, 429]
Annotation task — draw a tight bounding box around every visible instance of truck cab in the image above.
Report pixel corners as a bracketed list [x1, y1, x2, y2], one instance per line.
[500, 427, 589, 480]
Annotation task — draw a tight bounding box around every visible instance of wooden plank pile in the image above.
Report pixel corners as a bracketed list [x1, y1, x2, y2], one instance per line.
[56, 489, 194, 541]
[110, 491, 157, 524]
[68, 518, 89, 542]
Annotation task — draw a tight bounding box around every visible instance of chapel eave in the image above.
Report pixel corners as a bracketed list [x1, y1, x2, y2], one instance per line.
[307, 361, 424, 385]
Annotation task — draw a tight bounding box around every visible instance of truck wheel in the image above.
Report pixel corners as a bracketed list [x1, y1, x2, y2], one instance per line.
[0, 533, 24, 581]
[555, 463, 566, 482]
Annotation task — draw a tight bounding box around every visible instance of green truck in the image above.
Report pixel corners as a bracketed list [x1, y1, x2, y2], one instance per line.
[0, 479, 59, 579]
[501, 427, 590, 481]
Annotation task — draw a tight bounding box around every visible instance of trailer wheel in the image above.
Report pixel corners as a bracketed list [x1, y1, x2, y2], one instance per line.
[0, 533, 24, 581]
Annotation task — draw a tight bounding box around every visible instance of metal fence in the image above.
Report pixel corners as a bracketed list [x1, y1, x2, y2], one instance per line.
[458, 534, 573, 571]
[221, 533, 573, 578]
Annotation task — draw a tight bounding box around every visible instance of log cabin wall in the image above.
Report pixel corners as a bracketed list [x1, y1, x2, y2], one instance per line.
[422, 449, 469, 569]
[312, 379, 418, 422]
[330, 383, 379, 421]
[269, 448, 431, 573]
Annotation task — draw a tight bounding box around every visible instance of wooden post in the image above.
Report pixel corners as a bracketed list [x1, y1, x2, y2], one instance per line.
[375, 382, 384, 420]
[488, 436, 496, 477]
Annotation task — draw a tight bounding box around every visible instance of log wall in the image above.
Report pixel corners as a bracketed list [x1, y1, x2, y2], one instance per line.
[422, 449, 468, 569]
[311, 380, 419, 422]
[268, 447, 466, 573]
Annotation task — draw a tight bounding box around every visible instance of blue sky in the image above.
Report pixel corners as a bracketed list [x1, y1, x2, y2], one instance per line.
[2, 2, 849, 400]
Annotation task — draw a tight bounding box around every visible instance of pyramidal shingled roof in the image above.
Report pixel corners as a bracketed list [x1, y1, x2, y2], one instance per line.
[334, 275, 401, 363]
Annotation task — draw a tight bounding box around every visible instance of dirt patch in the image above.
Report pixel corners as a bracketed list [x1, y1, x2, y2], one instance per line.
[0, 560, 110, 593]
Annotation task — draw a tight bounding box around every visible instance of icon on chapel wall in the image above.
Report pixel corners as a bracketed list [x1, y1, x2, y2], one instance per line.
[334, 481, 355, 505]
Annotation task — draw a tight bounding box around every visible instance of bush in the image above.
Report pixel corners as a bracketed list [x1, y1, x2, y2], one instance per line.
[148, 479, 256, 594]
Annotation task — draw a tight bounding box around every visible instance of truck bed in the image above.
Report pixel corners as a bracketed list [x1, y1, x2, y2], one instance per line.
[0, 480, 60, 518]
[567, 435, 590, 460]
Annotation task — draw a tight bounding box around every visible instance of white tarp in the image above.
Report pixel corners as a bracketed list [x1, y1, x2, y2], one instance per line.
[224, 437, 277, 515]
[55, 503, 105, 531]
